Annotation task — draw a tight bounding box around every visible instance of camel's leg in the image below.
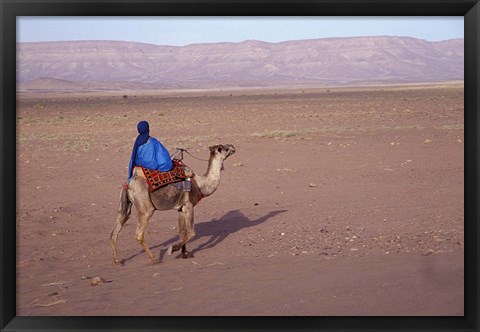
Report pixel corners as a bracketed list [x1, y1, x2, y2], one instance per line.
[135, 206, 156, 262]
[182, 203, 196, 258]
[111, 188, 132, 265]
[168, 208, 187, 255]
[111, 214, 129, 265]
[168, 203, 195, 258]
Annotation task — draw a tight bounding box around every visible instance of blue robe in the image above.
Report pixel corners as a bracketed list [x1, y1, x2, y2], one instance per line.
[128, 137, 173, 180]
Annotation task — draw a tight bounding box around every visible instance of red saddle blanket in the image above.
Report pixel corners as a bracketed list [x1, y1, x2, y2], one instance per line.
[140, 160, 188, 192]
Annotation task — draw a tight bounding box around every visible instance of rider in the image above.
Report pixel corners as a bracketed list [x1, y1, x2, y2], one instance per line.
[127, 120, 173, 180]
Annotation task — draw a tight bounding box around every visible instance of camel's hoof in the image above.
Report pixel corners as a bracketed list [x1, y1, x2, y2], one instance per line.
[113, 258, 120, 265]
[182, 251, 189, 259]
[148, 258, 159, 265]
[167, 246, 173, 256]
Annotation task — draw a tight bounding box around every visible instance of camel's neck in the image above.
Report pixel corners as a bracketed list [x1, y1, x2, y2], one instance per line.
[194, 155, 223, 197]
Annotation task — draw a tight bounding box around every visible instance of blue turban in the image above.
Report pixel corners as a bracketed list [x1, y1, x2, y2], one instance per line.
[128, 121, 150, 179]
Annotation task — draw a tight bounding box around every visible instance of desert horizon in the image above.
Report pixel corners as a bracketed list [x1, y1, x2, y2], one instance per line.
[17, 36, 464, 91]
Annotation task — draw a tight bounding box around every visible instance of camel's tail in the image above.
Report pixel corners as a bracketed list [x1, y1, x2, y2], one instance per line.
[117, 183, 132, 221]
[111, 184, 132, 264]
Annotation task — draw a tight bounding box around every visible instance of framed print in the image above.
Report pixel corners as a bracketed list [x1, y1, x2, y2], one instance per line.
[1, 0, 478, 331]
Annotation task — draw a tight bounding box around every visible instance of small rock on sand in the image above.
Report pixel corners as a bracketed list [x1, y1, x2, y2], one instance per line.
[422, 249, 435, 256]
[91, 277, 105, 286]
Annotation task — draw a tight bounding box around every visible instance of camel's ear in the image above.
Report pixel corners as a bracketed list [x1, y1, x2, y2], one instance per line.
[209, 146, 215, 153]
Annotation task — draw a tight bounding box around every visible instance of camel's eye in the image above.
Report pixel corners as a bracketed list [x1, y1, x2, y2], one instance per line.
[217, 147, 222, 153]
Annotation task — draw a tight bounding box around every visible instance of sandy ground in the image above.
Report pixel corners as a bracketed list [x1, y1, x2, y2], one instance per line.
[16, 83, 464, 316]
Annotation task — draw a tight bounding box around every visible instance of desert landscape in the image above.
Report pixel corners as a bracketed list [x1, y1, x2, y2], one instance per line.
[16, 82, 464, 316]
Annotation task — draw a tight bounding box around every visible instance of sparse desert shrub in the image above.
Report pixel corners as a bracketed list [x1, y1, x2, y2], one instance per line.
[251, 130, 296, 139]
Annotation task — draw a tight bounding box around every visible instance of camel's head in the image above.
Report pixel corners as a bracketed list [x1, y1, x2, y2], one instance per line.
[209, 144, 236, 161]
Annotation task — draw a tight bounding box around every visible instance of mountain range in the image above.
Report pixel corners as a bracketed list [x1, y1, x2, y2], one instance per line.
[17, 36, 464, 91]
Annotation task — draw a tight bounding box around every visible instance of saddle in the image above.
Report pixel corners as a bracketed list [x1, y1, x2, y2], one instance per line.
[133, 159, 193, 192]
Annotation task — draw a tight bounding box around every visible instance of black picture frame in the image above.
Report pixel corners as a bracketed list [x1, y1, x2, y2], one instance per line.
[1, 1, 478, 331]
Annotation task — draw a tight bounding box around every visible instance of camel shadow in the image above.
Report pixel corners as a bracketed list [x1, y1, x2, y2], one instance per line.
[121, 209, 287, 264]
[190, 209, 287, 257]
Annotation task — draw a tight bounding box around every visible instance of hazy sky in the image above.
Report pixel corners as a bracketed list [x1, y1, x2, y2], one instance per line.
[17, 16, 464, 46]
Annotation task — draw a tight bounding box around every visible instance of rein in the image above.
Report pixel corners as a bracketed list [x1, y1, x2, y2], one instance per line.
[171, 148, 209, 162]
[171, 148, 207, 203]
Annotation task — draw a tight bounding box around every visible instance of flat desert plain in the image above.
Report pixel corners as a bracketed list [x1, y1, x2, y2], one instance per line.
[16, 83, 464, 316]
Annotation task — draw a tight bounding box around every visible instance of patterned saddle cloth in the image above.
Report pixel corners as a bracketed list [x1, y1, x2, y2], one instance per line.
[133, 159, 192, 192]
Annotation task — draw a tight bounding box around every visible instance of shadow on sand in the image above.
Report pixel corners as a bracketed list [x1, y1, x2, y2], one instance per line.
[121, 209, 287, 264]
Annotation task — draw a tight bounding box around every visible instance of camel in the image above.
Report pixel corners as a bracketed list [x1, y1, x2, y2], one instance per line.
[110, 144, 235, 265]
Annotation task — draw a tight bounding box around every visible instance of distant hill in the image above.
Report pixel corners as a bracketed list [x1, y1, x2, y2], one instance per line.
[17, 36, 464, 91]
[18, 77, 83, 91]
